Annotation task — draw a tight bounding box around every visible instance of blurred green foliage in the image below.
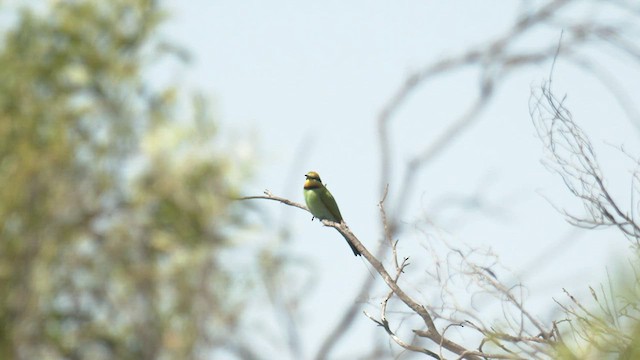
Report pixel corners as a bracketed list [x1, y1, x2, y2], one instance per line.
[555, 252, 640, 359]
[0, 1, 254, 358]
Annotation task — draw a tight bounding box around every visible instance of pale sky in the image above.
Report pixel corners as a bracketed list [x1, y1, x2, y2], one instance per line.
[163, 1, 639, 358]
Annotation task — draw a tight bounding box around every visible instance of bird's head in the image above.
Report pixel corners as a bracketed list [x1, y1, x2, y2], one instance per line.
[304, 171, 323, 189]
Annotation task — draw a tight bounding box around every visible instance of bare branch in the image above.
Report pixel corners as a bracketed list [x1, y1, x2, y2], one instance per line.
[243, 192, 483, 359]
[530, 82, 640, 245]
[239, 190, 308, 212]
[364, 257, 441, 359]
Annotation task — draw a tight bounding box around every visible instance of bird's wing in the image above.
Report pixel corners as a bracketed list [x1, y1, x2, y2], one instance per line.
[320, 187, 343, 222]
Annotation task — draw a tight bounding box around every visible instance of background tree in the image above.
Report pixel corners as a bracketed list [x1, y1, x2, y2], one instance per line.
[0, 1, 275, 359]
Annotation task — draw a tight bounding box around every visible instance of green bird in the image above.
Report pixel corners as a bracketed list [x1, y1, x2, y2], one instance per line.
[303, 171, 361, 256]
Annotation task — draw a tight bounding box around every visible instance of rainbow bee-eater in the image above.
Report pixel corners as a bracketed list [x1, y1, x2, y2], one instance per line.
[303, 171, 361, 256]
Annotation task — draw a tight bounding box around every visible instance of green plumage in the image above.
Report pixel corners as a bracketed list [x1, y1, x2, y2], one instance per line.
[304, 186, 342, 222]
[303, 171, 360, 256]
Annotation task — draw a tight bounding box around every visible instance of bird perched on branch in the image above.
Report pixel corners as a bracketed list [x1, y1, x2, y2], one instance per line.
[303, 171, 361, 256]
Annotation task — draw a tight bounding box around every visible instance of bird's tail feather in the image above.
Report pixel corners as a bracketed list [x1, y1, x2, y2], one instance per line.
[341, 233, 361, 256]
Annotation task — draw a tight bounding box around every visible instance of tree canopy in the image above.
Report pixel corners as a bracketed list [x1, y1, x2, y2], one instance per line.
[0, 1, 254, 358]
